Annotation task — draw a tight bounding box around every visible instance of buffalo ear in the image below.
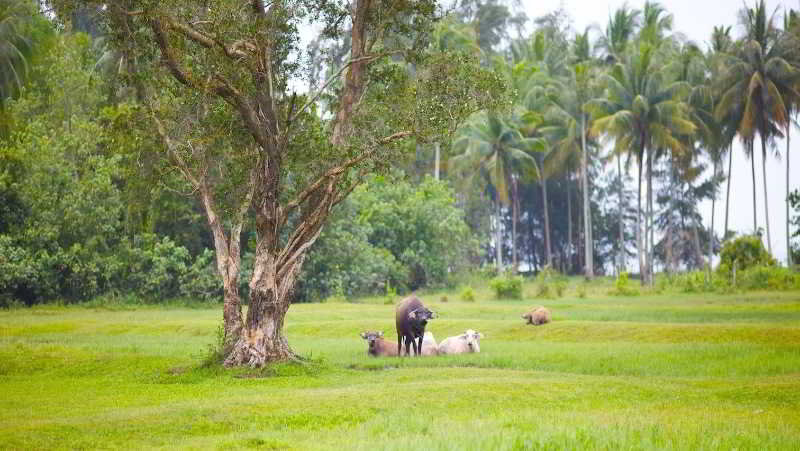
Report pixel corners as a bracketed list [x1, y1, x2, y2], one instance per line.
[378, 331, 384, 337]
[430, 311, 438, 319]
[360, 332, 367, 339]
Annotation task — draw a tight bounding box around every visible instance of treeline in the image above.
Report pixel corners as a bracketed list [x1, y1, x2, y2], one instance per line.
[1, 0, 799, 307]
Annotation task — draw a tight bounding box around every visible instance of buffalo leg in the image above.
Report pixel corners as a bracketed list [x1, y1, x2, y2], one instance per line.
[417, 336, 423, 356]
[397, 333, 403, 356]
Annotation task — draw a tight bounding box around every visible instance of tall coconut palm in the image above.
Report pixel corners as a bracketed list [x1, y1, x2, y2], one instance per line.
[590, 42, 695, 284]
[717, 0, 800, 254]
[783, 9, 800, 266]
[543, 62, 597, 277]
[709, 25, 737, 239]
[595, 3, 641, 64]
[595, 4, 641, 273]
[638, 1, 673, 46]
[453, 113, 544, 272]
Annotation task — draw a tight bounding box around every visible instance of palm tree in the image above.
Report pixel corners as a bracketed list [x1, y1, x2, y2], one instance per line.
[0, 0, 35, 135]
[430, 17, 483, 180]
[453, 113, 543, 272]
[543, 62, 597, 277]
[783, 9, 800, 266]
[590, 42, 695, 284]
[638, 1, 673, 45]
[595, 3, 641, 64]
[709, 25, 737, 239]
[595, 4, 641, 273]
[717, 0, 800, 254]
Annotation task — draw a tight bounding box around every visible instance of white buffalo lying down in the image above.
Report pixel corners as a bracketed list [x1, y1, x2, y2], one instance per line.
[420, 331, 438, 356]
[437, 329, 484, 354]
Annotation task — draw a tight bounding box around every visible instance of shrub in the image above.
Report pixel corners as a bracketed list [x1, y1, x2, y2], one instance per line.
[738, 265, 800, 291]
[534, 266, 559, 298]
[489, 274, 523, 299]
[554, 281, 566, 297]
[440, 295, 448, 303]
[611, 272, 639, 296]
[576, 284, 587, 298]
[460, 286, 476, 302]
[719, 235, 776, 273]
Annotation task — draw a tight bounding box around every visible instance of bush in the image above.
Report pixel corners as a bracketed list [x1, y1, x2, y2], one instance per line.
[611, 272, 639, 296]
[489, 274, 523, 299]
[460, 286, 476, 302]
[534, 266, 560, 298]
[738, 265, 800, 291]
[719, 235, 776, 273]
[576, 284, 587, 299]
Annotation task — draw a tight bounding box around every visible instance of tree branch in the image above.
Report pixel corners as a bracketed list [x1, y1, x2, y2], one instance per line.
[282, 130, 411, 215]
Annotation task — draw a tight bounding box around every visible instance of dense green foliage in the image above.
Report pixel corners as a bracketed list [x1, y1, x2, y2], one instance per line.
[488, 273, 523, 298]
[297, 175, 475, 301]
[719, 234, 776, 273]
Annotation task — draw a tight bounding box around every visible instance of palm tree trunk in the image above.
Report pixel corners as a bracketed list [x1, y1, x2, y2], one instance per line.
[567, 175, 573, 273]
[646, 150, 654, 286]
[512, 177, 519, 274]
[787, 125, 793, 267]
[761, 134, 772, 254]
[751, 141, 758, 233]
[542, 177, 552, 267]
[708, 159, 717, 281]
[434, 142, 440, 180]
[618, 154, 625, 274]
[724, 144, 733, 238]
[495, 197, 503, 271]
[582, 113, 593, 278]
[637, 154, 644, 285]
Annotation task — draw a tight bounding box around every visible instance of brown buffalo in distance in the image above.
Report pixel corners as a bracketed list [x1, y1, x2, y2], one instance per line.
[360, 331, 400, 357]
[522, 306, 551, 325]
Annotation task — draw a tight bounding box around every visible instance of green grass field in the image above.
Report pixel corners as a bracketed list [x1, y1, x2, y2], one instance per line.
[2, 282, 800, 450]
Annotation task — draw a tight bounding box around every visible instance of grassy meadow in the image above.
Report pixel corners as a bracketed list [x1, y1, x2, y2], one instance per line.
[1, 279, 800, 450]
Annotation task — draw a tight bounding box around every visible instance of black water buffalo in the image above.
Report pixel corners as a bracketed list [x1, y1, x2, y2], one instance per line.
[395, 295, 437, 356]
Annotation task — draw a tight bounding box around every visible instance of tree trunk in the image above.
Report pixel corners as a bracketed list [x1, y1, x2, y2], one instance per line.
[788, 125, 793, 267]
[542, 176, 552, 267]
[224, 256, 295, 367]
[582, 113, 593, 278]
[637, 153, 644, 285]
[434, 142, 440, 180]
[646, 150, 654, 286]
[724, 144, 732, 239]
[617, 154, 625, 274]
[751, 141, 758, 233]
[708, 159, 717, 281]
[567, 174, 573, 273]
[199, 187, 246, 349]
[512, 177, 519, 274]
[761, 134, 772, 254]
[495, 197, 503, 271]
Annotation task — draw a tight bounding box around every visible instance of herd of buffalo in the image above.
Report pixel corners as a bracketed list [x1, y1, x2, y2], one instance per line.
[359, 295, 551, 357]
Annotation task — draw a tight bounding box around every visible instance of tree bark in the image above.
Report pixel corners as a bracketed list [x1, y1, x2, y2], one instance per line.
[646, 149, 654, 286]
[434, 142, 440, 181]
[724, 144, 732, 239]
[512, 177, 519, 273]
[761, 134, 772, 254]
[708, 159, 717, 281]
[751, 141, 758, 233]
[617, 154, 625, 275]
[788, 125, 793, 267]
[542, 176, 552, 267]
[637, 152, 644, 285]
[567, 173, 573, 273]
[495, 197, 503, 271]
[582, 113, 593, 278]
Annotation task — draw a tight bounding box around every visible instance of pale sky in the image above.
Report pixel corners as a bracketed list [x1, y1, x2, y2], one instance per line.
[524, 0, 799, 264]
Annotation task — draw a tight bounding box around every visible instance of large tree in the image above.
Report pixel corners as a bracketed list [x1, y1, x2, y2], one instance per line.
[58, 0, 503, 366]
[716, 0, 800, 254]
[590, 42, 695, 284]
